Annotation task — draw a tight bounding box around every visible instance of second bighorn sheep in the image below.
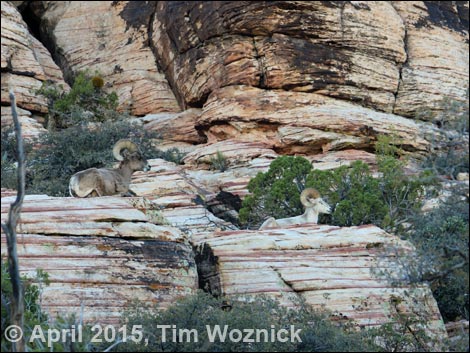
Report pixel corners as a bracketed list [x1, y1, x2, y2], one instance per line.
[69, 139, 150, 197]
[259, 188, 331, 229]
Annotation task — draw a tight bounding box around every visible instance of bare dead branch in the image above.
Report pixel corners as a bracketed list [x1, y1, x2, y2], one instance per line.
[1, 90, 26, 352]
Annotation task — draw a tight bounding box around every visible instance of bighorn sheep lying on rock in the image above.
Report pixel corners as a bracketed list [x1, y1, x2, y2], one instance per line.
[259, 188, 331, 229]
[69, 139, 150, 197]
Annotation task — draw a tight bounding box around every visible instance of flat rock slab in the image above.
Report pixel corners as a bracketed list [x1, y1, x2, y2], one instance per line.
[1, 194, 198, 324]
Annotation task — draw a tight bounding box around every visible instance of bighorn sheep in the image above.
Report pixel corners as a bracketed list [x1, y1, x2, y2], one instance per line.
[259, 188, 331, 229]
[69, 139, 150, 197]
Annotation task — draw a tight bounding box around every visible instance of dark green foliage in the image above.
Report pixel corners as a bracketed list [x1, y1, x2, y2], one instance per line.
[1, 262, 48, 351]
[405, 184, 468, 321]
[1, 70, 188, 196]
[37, 71, 120, 129]
[374, 134, 438, 232]
[26, 120, 159, 196]
[239, 146, 433, 231]
[307, 161, 387, 227]
[239, 156, 312, 228]
[1, 262, 48, 327]
[118, 291, 374, 352]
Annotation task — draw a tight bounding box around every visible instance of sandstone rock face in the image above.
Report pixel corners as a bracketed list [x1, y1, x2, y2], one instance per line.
[392, 1, 469, 118]
[2, 1, 465, 338]
[192, 224, 446, 335]
[1, 1, 66, 137]
[30, 1, 180, 115]
[1, 194, 198, 324]
[141, 108, 204, 145]
[196, 85, 442, 156]
[151, 1, 467, 116]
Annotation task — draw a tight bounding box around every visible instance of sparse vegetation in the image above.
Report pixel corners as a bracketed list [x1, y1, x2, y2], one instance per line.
[118, 291, 375, 352]
[1, 262, 103, 352]
[209, 151, 229, 172]
[37, 71, 120, 130]
[0, 71, 189, 196]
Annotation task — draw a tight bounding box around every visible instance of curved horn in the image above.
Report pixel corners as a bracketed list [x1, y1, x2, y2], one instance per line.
[112, 139, 138, 161]
[300, 188, 321, 207]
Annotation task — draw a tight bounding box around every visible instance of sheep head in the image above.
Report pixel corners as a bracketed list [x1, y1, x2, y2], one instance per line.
[300, 188, 331, 214]
[112, 139, 150, 172]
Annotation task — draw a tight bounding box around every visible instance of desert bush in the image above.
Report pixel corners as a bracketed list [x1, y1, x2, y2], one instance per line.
[209, 151, 229, 172]
[26, 120, 159, 196]
[37, 71, 120, 129]
[2, 70, 188, 196]
[238, 156, 312, 228]
[382, 183, 469, 322]
[306, 161, 388, 227]
[117, 291, 374, 352]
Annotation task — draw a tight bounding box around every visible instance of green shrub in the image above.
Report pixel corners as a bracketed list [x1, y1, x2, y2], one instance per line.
[1, 70, 186, 196]
[118, 291, 374, 352]
[26, 120, 159, 196]
[239, 142, 434, 231]
[209, 151, 229, 172]
[400, 184, 468, 322]
[374, 134, 438, 232]
[306, 161, 387, 227]
[239, 156, 312, 228]
[37, 71, 120, 129]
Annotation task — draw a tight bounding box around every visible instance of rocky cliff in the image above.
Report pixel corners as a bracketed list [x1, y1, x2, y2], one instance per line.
[1, 0, 468, 342]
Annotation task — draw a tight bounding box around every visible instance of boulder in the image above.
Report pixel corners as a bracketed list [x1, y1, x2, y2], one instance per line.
[1, 194, 198, 324]
[192, 223, 447, 338]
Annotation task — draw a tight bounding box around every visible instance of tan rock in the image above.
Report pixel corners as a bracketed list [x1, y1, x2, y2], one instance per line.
[1, 194, 198, 324]
[34, 1, 180, 115]
[198, 85, 442, 155]
[151, 2, 408, 112]
[1, 1, 68, 112]
[192, 224, 447, 338]
[182, 138, 278, 169]
[130, 159, 237, 235]
[1, 105, 47, 139]
[141, 108, 204, 144]
[392, 2, 469, 118]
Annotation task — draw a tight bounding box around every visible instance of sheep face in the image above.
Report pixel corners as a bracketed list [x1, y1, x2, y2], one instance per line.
[122, 151, 150, 172]
[312, 198, 332, 215]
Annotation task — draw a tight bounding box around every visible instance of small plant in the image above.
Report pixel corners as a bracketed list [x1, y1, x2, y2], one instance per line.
[1, 262, 105, 351]
[155, 147, 187, 165]
[37, 71, 120, 129]
[209, 151, 229, 172]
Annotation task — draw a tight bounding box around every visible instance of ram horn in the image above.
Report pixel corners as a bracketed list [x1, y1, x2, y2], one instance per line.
[113, 139, 138, 161]
[300, 188, 321, 207]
